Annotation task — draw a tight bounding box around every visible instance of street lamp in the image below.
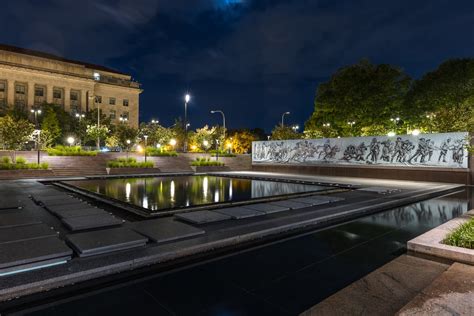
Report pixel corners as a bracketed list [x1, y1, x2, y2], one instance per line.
[31, 109, 42, 162]
[151, 119, 159, 124]
[281, 112, 290, 126]
[126, 139, 131, 158]
[323, 123, 331, 127]
[184, 94, 190, 152]
[210, 109, 226, 150]
[119, 116, 128, 123]
[292, 125, 299, 132]
[144, 135, 148, 162]
[67, 136, 75, 147]
[75, 113, 85, 121]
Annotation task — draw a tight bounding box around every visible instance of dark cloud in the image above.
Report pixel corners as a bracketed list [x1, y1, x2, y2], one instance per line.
[1, 0, 474, 131]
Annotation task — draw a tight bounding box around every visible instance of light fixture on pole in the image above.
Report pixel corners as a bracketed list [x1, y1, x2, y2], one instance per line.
[184, 94, 190, 152]
[119, 116, 128, 123]
[151, 119, 159, 124]
[281, 112, 290, 126]
[75, 113, 85, 121]
[126, 139, 131, 159]
[144, 135, 148, 162]
[292, 125, 300, 132]
[31, 108, 42, 161]
[323, 123, 331, 127]
[67, 136, 75, 147]
[210, 110, 226, 150]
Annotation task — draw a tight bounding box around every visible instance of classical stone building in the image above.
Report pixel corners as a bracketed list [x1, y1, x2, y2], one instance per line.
[0, 44, 141, 127]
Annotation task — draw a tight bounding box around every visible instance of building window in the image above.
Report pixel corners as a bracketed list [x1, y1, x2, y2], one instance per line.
[109, 97, 116, 105]
[123, 99, 129, 107]
[0, 80, 6, 112]
[110, 110, 116, 119]
[34, 85, 46, 106]
[95, 96, 102, 103]
[53, 87, 64, 108]
[123, 111, 129, 119]
[70, 90, 81, 113]
[14, 83, 27, 110]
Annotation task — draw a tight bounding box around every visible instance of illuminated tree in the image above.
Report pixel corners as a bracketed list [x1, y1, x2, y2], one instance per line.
[0, 115, 34, 162]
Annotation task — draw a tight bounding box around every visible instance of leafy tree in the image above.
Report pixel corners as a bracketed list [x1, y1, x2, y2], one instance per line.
[189, 125, 218, 151]
[113, 124, 138, 149]
[40, 108, 61, 147]
[228, 129, 257, 154]
[0, 115, 34, 162]
[305, 59, 412, 137]
[138, 122, 175, 148]
[86, 124, 109, 148]
[405, 58, 474, 132]
[270, 125, 302, 140]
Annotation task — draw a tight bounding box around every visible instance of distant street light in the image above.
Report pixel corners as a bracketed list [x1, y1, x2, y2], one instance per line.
[75, 113, 85, 121]
[281, 112, 290, 126]
[169, 138, 177, 150]
[151, 119, 159, 124]
[31, 108, 42, 162]
[30, 108, 41, 127]
[119, 116, 128, 123]
[126, 139, 131, 158]
[210, 110, 226, 149]
[184, 94, 191, 152]
[292, 125, 299, 132]
[323, 123, 331, 127]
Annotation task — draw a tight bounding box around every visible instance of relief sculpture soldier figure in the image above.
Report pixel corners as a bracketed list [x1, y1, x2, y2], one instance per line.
[380, 139, 392, 162]
[366, 138, 380, 163]
[438, 138, 451, 163]
[391, 137, 403, 162]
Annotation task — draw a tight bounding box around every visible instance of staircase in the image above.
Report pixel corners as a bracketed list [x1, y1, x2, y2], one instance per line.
[45, 155, 109, 177]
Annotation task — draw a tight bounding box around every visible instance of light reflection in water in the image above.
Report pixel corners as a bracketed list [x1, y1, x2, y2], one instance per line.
[66, 175, 326, 213]
[125, 182, 131, 202]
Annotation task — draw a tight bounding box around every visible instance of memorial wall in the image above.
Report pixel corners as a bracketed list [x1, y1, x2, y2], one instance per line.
[252, 132, 469, 169]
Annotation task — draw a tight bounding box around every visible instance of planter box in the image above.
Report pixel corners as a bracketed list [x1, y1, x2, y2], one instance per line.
[190, 165, 230, 173]
[408, 210, 474, 265]
[0, 169, 54, 179]
[107, 167, 161, 175]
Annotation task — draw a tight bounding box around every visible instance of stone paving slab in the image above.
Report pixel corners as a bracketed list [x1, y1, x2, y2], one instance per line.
[61, 214, 123, 231]
[0, 200, 23, 210]
[66, 228, 148, 257]
[309, 195, 345, 203]
[175, 210, 232, 224]
[215, 207, 266, 219]
[358, 186, 401, 194]
[242, 203, 290, 214]
[0, 213, 42, 228]
[268, 200, 310, 210]
[0, 236, 72, 276]
[0, 224, 56, 244]
[397, 263, 474, 315]
[287, 197, 331, 206]
[50, 207, 108, 219]
[45, 203, 95, 214]
[132, 218, 205, 243]
[38, 198, 84, 207]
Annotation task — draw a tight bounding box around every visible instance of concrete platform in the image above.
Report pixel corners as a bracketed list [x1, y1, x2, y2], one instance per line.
[61, 214, 123, 231]
[0, 212, 42, 228]
[215, 207, 266, 219]
[175, 210, 232, 224]
[132, 218, 205, 243]
[241, 203, 289, 214]
[0, 224, 56, 244]
[66, 228, 148, 257]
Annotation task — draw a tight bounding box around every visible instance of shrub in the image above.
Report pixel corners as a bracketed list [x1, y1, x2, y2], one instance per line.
[0, 161, 48, 170]
[1, 156, 11, 164]
[47, 146, 98, 156]
[146, 147, 178, 157]
[190, 157, 225, 166]
[444, 217, 474, 249]
[16, 156, 27, 164]
[107, 157, 154, 168]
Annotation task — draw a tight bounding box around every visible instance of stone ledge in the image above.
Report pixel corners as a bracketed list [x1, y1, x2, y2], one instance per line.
[407, 210, 474, 265]
[0, 169, 54, 180]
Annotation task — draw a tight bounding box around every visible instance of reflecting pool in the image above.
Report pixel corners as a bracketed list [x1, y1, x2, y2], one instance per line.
[64, 175, 327, 212]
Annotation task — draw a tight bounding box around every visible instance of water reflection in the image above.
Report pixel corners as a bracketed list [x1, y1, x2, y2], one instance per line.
[66, 176, 326, 213]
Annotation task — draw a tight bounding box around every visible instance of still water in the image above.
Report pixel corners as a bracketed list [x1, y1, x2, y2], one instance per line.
[65, 175, 327, 212]
[10, 189, 471, 315]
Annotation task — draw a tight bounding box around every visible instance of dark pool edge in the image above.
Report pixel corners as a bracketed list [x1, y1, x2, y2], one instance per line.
[0, 184, 463, 306]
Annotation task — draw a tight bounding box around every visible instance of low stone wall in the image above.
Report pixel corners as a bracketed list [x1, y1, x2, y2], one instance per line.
[252, 163, 471, 184]
[0, 169, 54, 180]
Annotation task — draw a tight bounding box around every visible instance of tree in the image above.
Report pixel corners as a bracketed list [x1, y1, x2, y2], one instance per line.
[86, 124, 109, 148]
[228, 129, 257, 154]
[405, 58, 474, 133]
[271, 125, 302, 140]
[138, 122, 175, 148]
[189, 125, 217, 151]
[0, 115, 34, 162]
[305, 60, 412, 137]
[40, 108, 61, 147]
[112, 124, 138, 149]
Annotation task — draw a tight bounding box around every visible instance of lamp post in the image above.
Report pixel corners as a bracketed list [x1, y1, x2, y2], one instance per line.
[67, 137, 75, 147]
[281, 111, 290, 126]
[119, 116, 128, 124]
[292, 125, 299, 132]
[126, 139, 131, 159]
[144, 135, 148, 162]
[347, 121, 355, 136]
[151, 119, 159, 124]
[31, 108, 41, 162]
[210, 110, 226, 150]
[184, 94, 190, 152]
[75, 113, 85, 121]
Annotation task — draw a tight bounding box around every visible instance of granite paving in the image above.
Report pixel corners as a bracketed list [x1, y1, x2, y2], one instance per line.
[51, 207, 108, 219]
[241, 203, 290, 214]
[61, 214, 123, 231]
[175, 210, 232, 224]
[0, 212, 42, 228]
[287, 197, 330, 206]
[0, 224, 57, 244]
[0, 236, 72, 276]
[66, 228, 148, 257]
[132, 218, 205, 243]
[268, 200, 310, 210]
[215, 207, 266, 219]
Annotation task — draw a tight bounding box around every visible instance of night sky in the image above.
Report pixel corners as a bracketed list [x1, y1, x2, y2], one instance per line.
[1, 0, 473, 132]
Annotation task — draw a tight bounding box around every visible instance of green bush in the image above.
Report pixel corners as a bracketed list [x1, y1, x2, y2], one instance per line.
[107, 157, 154, 168]
[1, 156, 11, 164]
[444, 217, 474, 249]
[190, 157, 225, 166]
[146, 147, 178, 157]
[0, 161, 49, 170]
[16, 156, 27, 164]
[47, 146, 98, 156]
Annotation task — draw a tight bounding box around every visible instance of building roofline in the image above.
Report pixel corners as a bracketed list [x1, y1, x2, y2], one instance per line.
[0, 43, 128, 76]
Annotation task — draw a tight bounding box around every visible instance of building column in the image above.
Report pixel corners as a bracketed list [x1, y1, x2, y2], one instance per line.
[46, 85, 53, 104]
[64, 87, 71, 112]
[27, 82, 35, 109]
[7, 80, 14, 108]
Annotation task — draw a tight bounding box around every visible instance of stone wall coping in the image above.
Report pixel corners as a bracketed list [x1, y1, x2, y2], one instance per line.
[407, 210, 474, 265]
